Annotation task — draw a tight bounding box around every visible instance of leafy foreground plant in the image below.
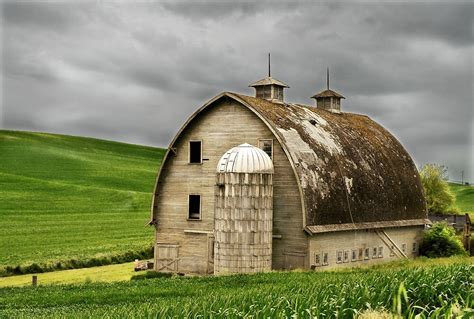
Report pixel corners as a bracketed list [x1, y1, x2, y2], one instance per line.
[0, 263, 472, 318]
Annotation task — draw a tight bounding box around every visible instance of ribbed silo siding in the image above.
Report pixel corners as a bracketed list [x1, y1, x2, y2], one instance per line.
[214, 172, 273, 274]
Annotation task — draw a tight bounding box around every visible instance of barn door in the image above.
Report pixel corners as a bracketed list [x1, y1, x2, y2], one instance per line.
[156, 244, 179, 272]
[207, 235, 215, 274]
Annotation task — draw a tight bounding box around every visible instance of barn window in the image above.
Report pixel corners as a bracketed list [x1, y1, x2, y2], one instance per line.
[189, 141, 202, 164]
[351, 249, 357, 262]
[263, 85, 271, 99]
[412, 242, 417, 253]
[372, 247, 378, 258]
[322, 252, 329, 265]
[343, 250, 349, 263]
[258, 139, 273, 160]
[314, 253, 321, 266]
[390, 245, 395, 257]
[401, 243, 406, 253]
[378, 246, 383, 258]
[358, 248, 364, 260]
[364, 248, 370, 260]
[188, 194, 201, 220]
[336, 251, 343, 264]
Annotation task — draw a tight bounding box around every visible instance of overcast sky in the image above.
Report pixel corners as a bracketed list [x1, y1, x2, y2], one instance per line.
[1, 1, 473, 181]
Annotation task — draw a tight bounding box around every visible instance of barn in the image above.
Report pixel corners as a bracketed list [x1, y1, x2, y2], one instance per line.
[149, 72, 428, 274]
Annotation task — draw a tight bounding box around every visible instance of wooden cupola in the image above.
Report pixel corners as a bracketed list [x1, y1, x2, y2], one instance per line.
[249, 54, 289, 103]
[311, 68, 345, 113]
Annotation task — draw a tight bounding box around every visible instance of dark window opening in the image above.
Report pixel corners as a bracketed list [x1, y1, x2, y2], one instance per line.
[364, 248, 370, 260]
[336, 251, 342, 264]
[258, 139, 273, 160]
[322, 252, 328, 265]
[343, 250, 349, 263]
[188, 194, 201, 220]
[189, 141, 202, 164]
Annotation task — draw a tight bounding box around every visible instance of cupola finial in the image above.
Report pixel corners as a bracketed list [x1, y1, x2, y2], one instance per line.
[311, 68, 345, 113]
[268, 53, 271, 77]
[327, 67, 329, 90]
[249, 54, 289, 103]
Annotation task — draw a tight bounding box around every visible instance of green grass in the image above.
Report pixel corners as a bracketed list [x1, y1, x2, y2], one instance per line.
[449, 182, 474, 219]
[0, 258, 472, 318]
[0, 263, 136, 288]
[0, 130, 165, 269]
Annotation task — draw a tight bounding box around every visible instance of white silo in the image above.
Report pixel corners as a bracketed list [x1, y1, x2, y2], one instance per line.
[214, 143, 274, 274]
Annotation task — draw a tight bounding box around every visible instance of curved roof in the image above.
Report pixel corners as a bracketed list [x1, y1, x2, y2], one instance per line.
[151, 92, 427, 230]
[249, 76, 290, 88]
[217, 143, 274, 174]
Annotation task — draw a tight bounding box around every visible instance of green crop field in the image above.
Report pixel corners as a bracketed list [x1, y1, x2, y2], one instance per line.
[0, 259, 472, 318]
[0, 130, 165, 271]
[449, 182, 474, 218]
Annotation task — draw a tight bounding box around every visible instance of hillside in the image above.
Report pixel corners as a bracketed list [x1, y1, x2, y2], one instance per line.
[449, 182, 474, 218]
[0, 130, 165, 268]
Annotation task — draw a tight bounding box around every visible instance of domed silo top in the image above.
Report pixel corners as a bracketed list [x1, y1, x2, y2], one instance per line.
[217, 143, 274, 174]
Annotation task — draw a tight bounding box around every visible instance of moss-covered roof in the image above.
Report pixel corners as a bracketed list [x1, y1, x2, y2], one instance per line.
[151, 91, 427, 230]
[228, 93, 427, 227]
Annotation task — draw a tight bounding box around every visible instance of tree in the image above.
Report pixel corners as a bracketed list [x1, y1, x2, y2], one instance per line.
[419, 222, 466, 257]
[419, 164, 456, 214]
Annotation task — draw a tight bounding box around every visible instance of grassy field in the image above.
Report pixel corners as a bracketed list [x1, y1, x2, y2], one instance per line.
[0, 258, 472, 318]
[449, 182, 474, 218]
[0, 130, 165, 270]
[0, 263, 135, 288]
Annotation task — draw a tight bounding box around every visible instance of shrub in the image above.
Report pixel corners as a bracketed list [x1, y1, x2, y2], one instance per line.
[419, 222, 467, 257]
[419, 164, 456, 214]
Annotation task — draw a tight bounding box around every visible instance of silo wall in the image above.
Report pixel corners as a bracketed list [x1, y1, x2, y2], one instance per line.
[214, 172, 273, 274]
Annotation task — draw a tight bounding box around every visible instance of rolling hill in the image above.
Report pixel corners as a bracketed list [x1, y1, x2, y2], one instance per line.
[449, 182, 474, 218]
[0, 130, 165, 269]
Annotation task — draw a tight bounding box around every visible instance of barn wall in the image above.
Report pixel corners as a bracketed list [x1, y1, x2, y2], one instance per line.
[308, 226, 424, 270]
[153, 99, 306, 274]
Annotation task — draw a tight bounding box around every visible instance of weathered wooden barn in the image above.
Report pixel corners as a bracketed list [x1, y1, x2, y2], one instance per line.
[149, 72, 428, 274]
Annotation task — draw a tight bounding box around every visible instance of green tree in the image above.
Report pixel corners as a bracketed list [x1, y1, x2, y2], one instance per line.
[419, 164, 456, 214]
[419, 222, 466, 257]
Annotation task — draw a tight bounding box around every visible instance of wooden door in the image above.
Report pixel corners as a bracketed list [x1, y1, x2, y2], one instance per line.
[156, 244, 179, 272]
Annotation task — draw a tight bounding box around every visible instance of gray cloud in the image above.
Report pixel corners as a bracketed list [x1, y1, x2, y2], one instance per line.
[1, 1, 473, 182]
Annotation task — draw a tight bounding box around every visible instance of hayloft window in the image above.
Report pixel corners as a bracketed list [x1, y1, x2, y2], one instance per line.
[258, 139, 273, 160]
[189, 141, 202, 164]
[188, 194, 201, 220]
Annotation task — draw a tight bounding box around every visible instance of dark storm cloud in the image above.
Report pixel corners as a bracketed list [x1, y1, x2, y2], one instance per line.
[1, 1, 472, 181]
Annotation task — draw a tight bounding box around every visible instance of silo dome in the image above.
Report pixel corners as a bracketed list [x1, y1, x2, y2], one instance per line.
[217, 143, 274, 173]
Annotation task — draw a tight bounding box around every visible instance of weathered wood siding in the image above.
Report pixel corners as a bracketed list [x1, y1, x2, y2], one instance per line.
[153, 99, 306, 273]
[308, 226, 424, 270]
